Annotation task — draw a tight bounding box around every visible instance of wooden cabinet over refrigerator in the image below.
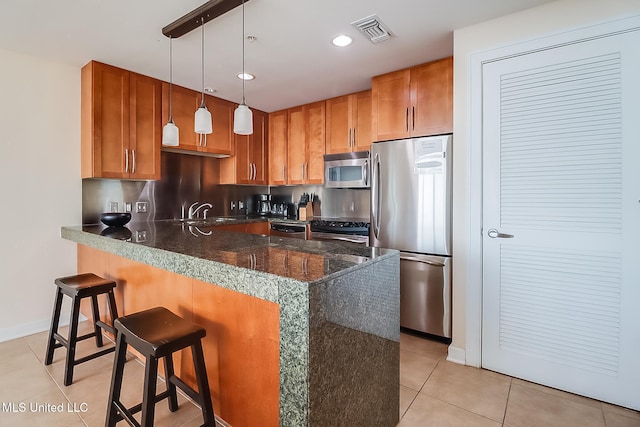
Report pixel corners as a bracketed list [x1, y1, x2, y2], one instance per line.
[371, 56, 452, 142]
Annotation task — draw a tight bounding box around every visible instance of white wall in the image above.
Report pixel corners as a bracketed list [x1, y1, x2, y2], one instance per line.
[0, 48, 81, 342]
[450, 0, 640, 364]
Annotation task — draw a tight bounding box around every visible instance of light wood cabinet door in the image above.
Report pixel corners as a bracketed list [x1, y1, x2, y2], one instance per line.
[220, 108, 268, 185]
[162, 83, 200, 150]
[287, 106, 305, 184]
[129, 73, 161, 180]
[411, 56, 453, 136]
[353, 90, 372, 151]
[305, 101, 325, 184]
[371, 68, 411, 142]
[249, 110, 268, 184]
[82, 62, 130, 178]
[268, 110, 288, 185]
[202, 95, 233, 156]
[326, 91, 372, 154]
[325, 95, 351, 154]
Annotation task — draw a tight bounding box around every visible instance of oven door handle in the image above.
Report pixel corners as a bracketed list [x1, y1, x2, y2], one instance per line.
[400, 255, 446, 267]
[326, 236, 368, 244]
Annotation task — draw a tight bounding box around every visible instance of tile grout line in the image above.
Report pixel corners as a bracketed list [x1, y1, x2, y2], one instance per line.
[501, 378, 513, 427]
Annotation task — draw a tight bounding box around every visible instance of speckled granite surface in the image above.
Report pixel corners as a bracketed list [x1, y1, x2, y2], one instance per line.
[61, 220, 399, 426]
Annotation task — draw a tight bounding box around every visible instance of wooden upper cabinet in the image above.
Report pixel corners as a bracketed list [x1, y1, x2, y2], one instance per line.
[161, 84, 233, 156]
[371, 68, 411, 142]
[305, 101, 325, 184]
[222, 109, 268, 185]
[162, 84, 200, 150]
[325, 90, 372, 154]
[268, 110, 288, 185]
[203, 95, 233, 156]
[371, 56, 453, 142]
[411, 57, 453, 137]
[287, 101, 325, 185]
[129, 73, 162, 180]
[287, 106, 305, 184]
[81, 61, 161, 180]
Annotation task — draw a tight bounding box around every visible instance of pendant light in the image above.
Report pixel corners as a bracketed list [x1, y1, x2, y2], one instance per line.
[162, 36, 180, 146]
[233, 0, 253, 135]
[194, 17, 212, 135]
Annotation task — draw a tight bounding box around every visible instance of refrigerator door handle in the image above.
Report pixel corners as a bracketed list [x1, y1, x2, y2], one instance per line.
[372, 152, 381, 239]
[400, 255, 446, 268]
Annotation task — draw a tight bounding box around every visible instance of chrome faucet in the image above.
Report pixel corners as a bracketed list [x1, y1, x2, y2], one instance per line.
[187, 202, 213, 219]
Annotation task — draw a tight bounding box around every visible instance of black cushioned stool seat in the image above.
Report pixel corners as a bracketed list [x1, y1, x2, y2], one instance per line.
[45, 273, 118, 386]
[106, 307, 215, 427]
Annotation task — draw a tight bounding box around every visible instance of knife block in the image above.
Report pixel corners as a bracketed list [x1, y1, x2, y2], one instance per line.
[298, 204, 313, 221]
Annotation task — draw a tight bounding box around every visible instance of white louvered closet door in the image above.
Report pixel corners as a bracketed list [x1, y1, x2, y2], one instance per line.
[482, 29, 640, 410]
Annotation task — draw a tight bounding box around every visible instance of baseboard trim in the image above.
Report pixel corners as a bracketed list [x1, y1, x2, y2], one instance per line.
[446, 345, 466, 365]
[0, 312, 88, 343]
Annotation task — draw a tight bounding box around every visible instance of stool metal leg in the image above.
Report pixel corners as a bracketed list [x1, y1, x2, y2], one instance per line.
[106, 332, 128, 427]
[163, 353, 179, 412]
[45, 288, 63, 365]
[90, 295, 104, 347]
[192, 342, 215, 426]
[141, 356, 159, 427]
[64, 296, 81, 386]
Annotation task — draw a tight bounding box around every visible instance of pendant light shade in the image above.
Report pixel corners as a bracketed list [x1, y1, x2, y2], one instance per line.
[234, 103, 253, 135]
[233, 0, 253, 135]
[162, 121, 180, 146]
[195, 106, 212, 134]
[162, 36, 180, 146]
[195, 17, 212, 135]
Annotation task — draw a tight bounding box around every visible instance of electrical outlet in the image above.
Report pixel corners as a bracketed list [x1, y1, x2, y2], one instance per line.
[136, 201, 148, 213]
[124, 202, 132, 213]
[238, 200, 244, 211]
[230, 201, 236, 211]
[135, 230, 148, 242]
[110, 202, 118, 212]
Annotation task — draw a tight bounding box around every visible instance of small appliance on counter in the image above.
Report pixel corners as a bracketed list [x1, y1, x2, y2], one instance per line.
[255, 194, 271, 216]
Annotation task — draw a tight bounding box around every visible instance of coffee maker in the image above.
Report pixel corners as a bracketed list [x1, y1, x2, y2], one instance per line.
[255, 194, 271, 216]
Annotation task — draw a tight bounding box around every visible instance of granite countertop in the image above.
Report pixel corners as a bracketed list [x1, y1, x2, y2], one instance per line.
[61, 220, 396, 302]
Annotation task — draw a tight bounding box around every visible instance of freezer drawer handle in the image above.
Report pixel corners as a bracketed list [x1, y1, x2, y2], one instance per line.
[487, 228, 514, 239]
[401, 256, 445, 267]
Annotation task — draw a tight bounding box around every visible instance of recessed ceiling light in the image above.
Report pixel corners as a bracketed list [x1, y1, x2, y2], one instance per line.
[237, 72, 255, 80]
[204, 87, 216, 94]
[332, 35, 353, 47]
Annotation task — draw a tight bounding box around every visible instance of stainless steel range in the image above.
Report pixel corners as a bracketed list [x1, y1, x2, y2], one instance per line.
[309, 219, 370, 245]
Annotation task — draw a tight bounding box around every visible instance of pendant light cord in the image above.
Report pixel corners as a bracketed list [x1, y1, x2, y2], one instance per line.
[241, 0, 246, 105]
[169, 36, 174, 121]
[200, 17, 206, 108]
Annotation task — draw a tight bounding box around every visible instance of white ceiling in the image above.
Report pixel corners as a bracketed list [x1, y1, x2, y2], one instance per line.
[0, 0, 554, 112]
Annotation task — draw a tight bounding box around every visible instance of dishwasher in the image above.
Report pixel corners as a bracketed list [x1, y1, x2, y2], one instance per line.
[269, 222, 307, 239]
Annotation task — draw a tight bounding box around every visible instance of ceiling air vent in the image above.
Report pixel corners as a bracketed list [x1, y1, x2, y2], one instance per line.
[351, 14, 393, 44]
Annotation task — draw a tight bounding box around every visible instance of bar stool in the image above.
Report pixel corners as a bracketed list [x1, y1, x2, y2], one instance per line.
[44, 273, 119, 386]
[105, 307, 215, 427]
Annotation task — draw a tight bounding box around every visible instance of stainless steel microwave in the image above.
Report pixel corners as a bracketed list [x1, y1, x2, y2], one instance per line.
[324, 151, 370, 188]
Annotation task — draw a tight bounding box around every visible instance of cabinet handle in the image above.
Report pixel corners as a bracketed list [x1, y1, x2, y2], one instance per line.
[124, 149, 129, 173]
[282, 165, 286, 180]
[253, 163, 257, 181]
[348, 128, 352, 147]
[412, 106, 415, 131]
[405, 108, 409, 131]
[249, 163, 253, 180]
[352, 128, 356, 147]
[302, 163, 305, 180]
[204, 134, 207, 148]
[131, 149, 136, 174]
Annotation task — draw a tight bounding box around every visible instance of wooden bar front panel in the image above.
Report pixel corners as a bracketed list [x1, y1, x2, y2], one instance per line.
[77, 244, 280, 426]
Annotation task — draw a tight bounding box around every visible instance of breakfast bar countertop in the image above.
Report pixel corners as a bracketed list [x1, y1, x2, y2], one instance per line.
[61, 220, 400, 427]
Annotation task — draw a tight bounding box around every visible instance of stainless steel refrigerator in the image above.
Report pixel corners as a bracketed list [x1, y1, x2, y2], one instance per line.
[370, 135, 452, 338]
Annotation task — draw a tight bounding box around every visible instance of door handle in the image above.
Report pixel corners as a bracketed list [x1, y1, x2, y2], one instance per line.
[401, 255, 445, 267]
[372, 153, 381, 239]
[487, 228, 514, 239]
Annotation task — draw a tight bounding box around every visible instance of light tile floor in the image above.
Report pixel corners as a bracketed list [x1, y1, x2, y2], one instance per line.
[0, 324, 638, 426]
